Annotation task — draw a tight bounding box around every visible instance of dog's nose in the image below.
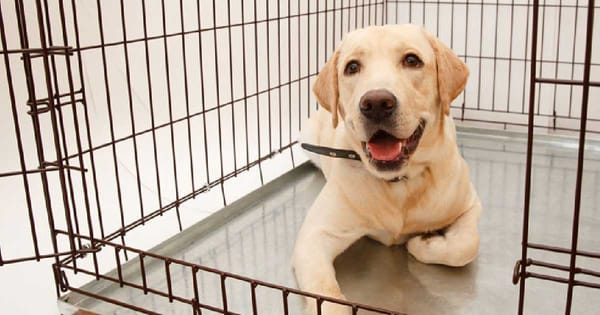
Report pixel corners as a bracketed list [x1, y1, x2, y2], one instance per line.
[359, 89, 397, 121]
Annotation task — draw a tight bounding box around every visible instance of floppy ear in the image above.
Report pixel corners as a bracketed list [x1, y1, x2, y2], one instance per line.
[425, 31, 469, 116]
[313, 50, 340, 127]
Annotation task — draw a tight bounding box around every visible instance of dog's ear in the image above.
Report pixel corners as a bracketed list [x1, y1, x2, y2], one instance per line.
[425, 31, 469, 116]
[313, 50, 340, 127]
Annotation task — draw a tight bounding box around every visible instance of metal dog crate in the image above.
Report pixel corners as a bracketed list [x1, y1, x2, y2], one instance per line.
[0, 0, 598, 314]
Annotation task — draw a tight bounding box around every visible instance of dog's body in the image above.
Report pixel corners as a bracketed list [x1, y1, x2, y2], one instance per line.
[292, 25, 481, 315]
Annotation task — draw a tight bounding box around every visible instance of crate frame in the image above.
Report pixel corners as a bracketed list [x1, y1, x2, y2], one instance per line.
[0, 0, 598, 314]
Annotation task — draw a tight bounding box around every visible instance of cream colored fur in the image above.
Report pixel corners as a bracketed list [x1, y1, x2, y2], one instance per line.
[292, 24, 481, 315]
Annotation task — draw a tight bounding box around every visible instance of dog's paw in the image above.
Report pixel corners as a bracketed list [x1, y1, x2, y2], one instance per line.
[304, 294, 351, 315]
[406, 233, 476, 267]
[406, 234, 449, 264]
[307, 301, 351, 315]
[406, 234, 478, 267]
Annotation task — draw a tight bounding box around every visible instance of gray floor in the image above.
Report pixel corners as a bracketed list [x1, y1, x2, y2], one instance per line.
[62, 129, 600, 315]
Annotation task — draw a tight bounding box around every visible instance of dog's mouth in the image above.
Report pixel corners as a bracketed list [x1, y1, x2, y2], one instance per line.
[362, 119, 426, 170]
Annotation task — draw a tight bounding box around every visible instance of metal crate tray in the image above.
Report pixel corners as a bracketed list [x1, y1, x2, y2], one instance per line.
[59, 128, 600, 315]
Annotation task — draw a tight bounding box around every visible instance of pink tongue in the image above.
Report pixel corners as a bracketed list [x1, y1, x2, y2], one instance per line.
[367, 141, 402, 161]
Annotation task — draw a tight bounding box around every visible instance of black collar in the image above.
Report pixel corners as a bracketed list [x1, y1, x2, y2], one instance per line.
[301, 143, 361, 161]
[301, 143, 408, 183]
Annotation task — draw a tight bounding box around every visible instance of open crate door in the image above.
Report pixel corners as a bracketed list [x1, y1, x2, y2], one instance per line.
[0, 0, 96, 270]
[512, 0, 600, 313]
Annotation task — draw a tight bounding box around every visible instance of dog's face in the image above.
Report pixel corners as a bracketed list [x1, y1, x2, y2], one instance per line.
[313, 24, 469, 179]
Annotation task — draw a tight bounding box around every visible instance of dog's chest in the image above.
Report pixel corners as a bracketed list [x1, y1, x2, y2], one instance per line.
[367, 182, 458, 243]
[367, 228, 411, 246]
[368, 203, 455, 246]
[360, 193, 415, 245]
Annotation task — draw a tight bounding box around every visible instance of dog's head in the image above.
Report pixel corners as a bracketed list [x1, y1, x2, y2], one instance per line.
[313, 24, 468, 180]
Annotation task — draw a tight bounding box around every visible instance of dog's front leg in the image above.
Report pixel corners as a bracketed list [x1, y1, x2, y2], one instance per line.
[293, 185, 364, 315]
[407, 196, 481, 267]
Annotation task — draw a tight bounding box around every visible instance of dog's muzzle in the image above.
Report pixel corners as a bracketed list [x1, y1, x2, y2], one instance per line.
[361, 119, 426, 172]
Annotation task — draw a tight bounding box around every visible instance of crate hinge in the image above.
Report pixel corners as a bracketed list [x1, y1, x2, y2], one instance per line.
[26, 89, 84, 115]
[17, 46, 74, 59]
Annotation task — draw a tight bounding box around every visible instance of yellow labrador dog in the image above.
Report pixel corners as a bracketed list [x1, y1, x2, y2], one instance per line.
[292, 24, 481, 314]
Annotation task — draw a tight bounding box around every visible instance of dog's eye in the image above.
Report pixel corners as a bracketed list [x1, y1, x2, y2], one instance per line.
[403, 54, 423, 68]
[344, 60, 361, 75]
